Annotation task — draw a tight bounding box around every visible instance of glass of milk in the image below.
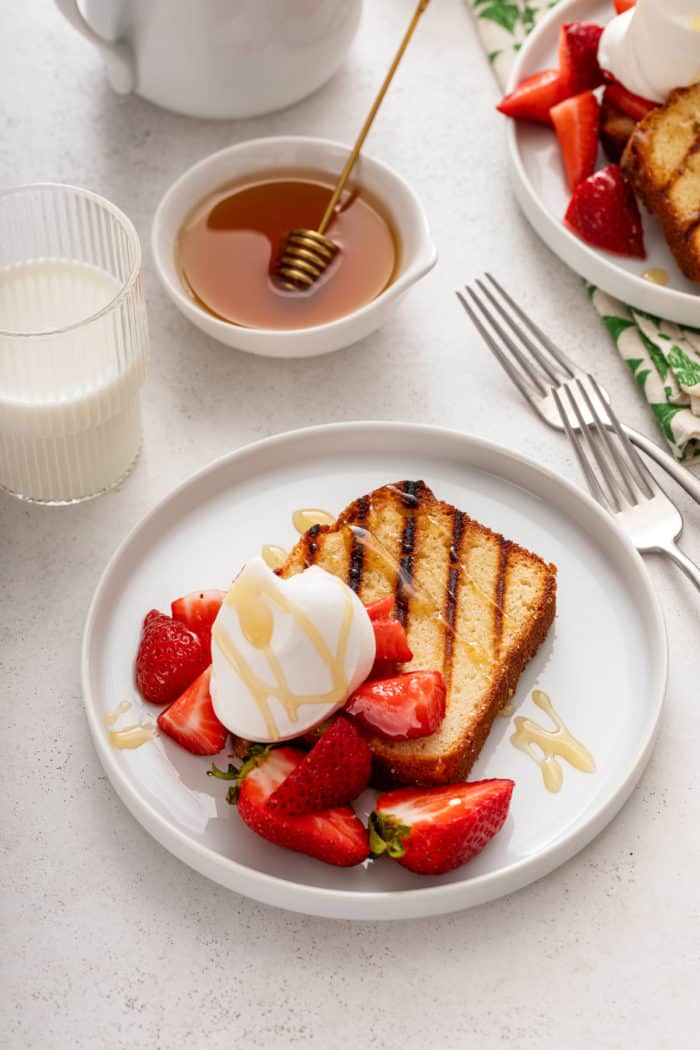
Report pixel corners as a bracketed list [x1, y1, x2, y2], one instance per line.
[0, 183, 149, 503]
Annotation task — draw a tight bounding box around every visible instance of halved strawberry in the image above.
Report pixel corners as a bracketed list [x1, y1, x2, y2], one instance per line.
[372, 619, 413, 663]
[369, 779, 514, 875]
[171, 589, 226, 649]
[602, 82, 656, 123]
[157, 666, 227, 755]
[558, 23, 604, 95]
[565, 164, 646, 257]
[364, 595, 396, 622]
[267, 717, 372, 815]
[233, 747, 370, 867]
[497, 70, 567, 126]
[346, 671, 446, 741]
[613, 0, 635, 13]
[135, 609, 209, 705]
[551, 91, 600, 190]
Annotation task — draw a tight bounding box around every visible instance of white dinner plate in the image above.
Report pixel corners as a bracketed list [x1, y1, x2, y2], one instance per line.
[82, 422, 667, 920]
[506, 0, 700, 326]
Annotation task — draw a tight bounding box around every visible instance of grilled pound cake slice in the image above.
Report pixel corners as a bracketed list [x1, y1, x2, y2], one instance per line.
[621, 84, 700, 282]
[279, 481, 557, 786]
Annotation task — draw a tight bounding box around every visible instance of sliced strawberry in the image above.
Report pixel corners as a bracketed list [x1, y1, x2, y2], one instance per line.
[234, 747, 370, 867]
[613, 0, 635, 13]
[157, 666, 227, 755]
[602, 82, 656, 123]
[364, 595, 396, 622]
[497, 70, 567, 126]
[346, 671, 446, 741]
[551, 91, 600, 190]
[267, 717, 372, 815]
[171, 589, 226, 649]
[558, 23, 604, 95]
[372, 619, 413, 663]
[565, 164, 645, 257]
[135, 609, 209, 705]
[369, 779, 514, 875]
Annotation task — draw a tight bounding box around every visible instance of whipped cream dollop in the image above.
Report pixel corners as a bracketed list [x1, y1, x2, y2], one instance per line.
[598, 0, 700, 103]
[210, 557, 375, 742]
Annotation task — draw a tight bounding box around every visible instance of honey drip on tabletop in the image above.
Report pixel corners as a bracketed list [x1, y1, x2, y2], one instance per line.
[510, 690, 595, 792]
[292, 508, 335, 533]
[262, 544, 289, 571]
[642, 268, 669, 286]
[109, 722, 155, 750]
[102, 699, 132, 726]
[212, 570, 354, 741]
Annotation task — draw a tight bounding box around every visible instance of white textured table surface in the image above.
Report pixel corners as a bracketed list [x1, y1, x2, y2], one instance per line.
[2, 3, 699, 1048]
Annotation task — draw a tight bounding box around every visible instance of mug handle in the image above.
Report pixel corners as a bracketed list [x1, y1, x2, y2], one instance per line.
[54, 0, 134, 93]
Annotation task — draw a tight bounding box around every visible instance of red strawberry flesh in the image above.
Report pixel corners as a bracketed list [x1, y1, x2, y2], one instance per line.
[564, 164, 645, 257]
[135, 609, 209, 705]
[372, 619, 413, 663]
[497, 69, 567, 126]
[602, 82, 656, 122]
[346, 671, 446, 740]
[171, 589, 226, 650]
[157, 666, 227, 755]
[558, 23, 604, 95]
[551, 90, 600, 190]
[237, 747, 370, 867]
[364, 595, 396, 621]
[371, 779, 514, 875]
[267, 717, 372, 815]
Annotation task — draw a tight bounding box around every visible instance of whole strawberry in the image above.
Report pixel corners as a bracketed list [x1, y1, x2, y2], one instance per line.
[267, 717, 372, 815]
[135, 609, 209, 705]
[369, 779, 514, 875]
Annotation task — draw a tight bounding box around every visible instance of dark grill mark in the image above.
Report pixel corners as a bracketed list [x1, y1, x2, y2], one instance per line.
[347, 496, 369, 593]
[303, 524, 321, 568]
[493, 539, 511, 661]
[443, 510, 467, 694]
[394, 481, 420, 626]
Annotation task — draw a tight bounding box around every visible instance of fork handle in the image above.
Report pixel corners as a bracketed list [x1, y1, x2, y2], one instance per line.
[655, 541, 700, 591]
[623, 424, 700, 506]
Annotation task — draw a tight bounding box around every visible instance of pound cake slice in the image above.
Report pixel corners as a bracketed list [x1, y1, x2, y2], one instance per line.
[278, 481, 557, 786]
[621, 84, 700, 282]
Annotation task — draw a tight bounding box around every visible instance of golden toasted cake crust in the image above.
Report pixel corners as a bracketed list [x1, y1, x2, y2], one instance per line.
[621, 84, 700, 283]
[277, 481, 557, 786]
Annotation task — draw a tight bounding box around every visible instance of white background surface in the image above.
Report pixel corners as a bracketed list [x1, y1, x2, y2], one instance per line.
[2, 1, 698, 1047]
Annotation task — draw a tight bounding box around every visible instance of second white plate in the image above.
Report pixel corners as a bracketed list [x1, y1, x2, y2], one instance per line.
[506, 0, 700, 326]
[82, 422, 667, 919]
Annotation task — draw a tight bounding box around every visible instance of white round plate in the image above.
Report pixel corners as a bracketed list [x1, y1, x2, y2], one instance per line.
[82, 422, 667, 920]
[506, 0, 700, 326]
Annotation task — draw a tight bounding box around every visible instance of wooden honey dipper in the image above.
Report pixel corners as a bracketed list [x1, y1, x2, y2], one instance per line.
[277, 0, 431, 290]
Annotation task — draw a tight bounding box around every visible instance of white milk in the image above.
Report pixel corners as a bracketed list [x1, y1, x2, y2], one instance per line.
[0, 260, 147, 502]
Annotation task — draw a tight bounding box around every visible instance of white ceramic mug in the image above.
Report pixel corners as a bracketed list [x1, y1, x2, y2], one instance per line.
[54, 0, 363, 119]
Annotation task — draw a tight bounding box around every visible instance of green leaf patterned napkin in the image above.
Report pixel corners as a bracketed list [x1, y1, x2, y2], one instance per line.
[469, 0, 700, 463]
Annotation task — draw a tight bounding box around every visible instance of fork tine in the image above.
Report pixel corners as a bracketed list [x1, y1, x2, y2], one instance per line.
[475, 277, 566, 386]
[461, 285, 549, 396]
[484, 273, 576, 379]
[562, 385, 623, 512]
[575, 377, 640, 506]
[589, 375, 656, 499]
[552, 386, 611, 508]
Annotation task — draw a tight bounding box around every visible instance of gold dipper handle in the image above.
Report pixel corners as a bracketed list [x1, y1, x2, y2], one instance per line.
[317, 0, 432, 235]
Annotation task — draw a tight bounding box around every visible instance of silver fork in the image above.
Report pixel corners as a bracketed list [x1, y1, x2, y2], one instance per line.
[456, 273, 700, 507]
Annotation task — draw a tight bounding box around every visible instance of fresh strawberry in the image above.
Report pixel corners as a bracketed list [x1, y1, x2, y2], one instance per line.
[613, 0, 635, 13]
[233, 747, 370, 867]
[267, 717, 372, 815]
[135, 609, 209, 705]
[171, 589, 226, 649]
[565, 164, 646, 257]
[372, 619, 413, 663]
[497, 70, 567, 126]
[369, 779, 514, 875]
[364, 595, 396, 621]
[346, 671, 446, 741]
[558, 23, 604, 94]
[602, 82, 656, 122]
[157, 666, 227, 755]
[551, 91, 600, 189]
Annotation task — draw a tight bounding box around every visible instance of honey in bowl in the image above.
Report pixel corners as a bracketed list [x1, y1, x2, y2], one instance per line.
[176, 170, 398, 331]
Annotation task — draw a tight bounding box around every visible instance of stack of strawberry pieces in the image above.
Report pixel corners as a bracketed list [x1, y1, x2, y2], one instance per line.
[497, 1, 652, 259]
[132, 588, 514, 874]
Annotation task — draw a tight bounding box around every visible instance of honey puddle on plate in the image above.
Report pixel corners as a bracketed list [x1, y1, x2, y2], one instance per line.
[511, 690, 595, 792]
